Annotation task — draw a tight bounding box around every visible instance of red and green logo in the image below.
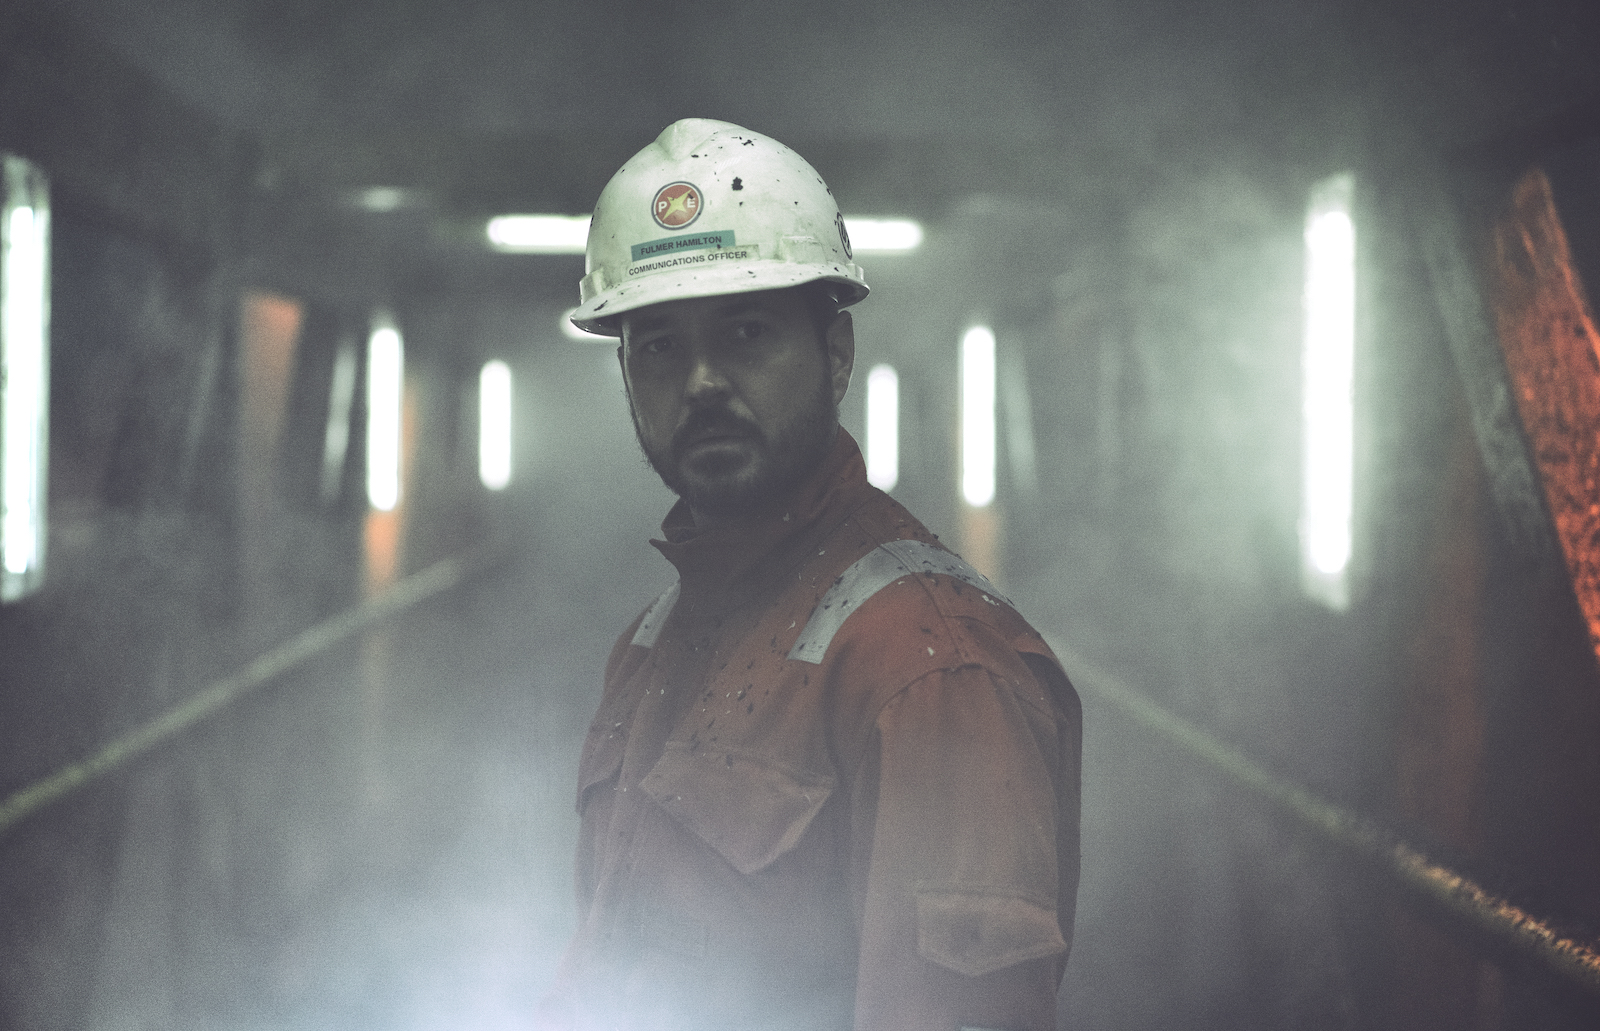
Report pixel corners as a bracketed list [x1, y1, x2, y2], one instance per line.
[652, 182, 702, 230]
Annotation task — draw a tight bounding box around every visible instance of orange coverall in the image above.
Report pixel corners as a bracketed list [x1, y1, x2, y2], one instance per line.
[548, 430, 1081, 1031]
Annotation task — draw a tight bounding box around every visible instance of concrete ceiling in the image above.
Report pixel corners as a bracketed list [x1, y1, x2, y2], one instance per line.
[38, 0, 1600, 222]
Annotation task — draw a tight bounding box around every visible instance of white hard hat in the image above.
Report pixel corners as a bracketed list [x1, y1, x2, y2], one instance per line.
[570, 118, 869, 336]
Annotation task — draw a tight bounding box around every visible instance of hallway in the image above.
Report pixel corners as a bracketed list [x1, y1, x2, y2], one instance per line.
[5, 0, 1600, 1028]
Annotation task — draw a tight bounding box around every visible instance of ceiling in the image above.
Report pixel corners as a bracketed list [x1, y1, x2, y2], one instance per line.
[37, 0, 1600, 223]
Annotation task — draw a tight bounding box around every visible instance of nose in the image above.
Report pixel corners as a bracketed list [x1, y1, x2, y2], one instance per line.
[684, 347, 732, 403]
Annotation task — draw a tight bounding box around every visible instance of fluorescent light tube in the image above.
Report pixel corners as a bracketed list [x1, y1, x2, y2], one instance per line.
[866, 364, 900, 490]
[962, 327, 996, 508]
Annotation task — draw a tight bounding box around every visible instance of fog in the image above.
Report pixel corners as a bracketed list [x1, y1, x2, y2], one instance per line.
[4, 0, 1600, 1028]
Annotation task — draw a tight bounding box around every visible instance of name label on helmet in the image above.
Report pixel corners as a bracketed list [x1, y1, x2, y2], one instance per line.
[626, 246, 760, 278]
[631, 231, 736, 262]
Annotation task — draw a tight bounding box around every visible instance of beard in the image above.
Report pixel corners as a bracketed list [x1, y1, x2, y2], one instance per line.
[629, 370, 838, 523]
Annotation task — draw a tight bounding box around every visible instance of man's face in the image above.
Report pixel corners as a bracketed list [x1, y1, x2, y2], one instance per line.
[619, 287, 855, 524]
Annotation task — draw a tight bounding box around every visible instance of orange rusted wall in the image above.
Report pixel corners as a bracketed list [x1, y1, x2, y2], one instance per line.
[1490, 169, 1600, 668]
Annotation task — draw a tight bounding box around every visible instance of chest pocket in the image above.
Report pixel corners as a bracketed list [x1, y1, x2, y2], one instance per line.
[640, 742, 835, 875]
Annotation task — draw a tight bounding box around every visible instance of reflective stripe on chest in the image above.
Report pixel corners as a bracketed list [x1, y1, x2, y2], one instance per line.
[629, 540, 1008, 663]
[788, 539, 1009, 662]
[630, 581, 680, 648]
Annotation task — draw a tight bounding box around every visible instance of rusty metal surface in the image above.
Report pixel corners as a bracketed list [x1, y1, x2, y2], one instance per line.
[1490, 168, 1600, 666]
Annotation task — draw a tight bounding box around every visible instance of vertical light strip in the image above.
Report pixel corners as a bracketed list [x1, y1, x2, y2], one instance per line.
[319, 334, 358, 505]
[366, 316, 403, 512]
[1, 155, 50, 602]
[1301, 173, 1355, 610]
[962, 326, 997, 508]
[479, 359, 512, 491]
[2, 209, 42, 573]
[865, 364, 899, 490]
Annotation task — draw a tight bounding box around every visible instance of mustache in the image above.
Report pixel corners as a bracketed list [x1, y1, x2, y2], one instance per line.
[670, 407, 763, 455]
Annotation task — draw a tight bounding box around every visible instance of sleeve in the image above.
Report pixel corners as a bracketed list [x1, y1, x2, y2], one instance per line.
[849, 663, 1077, 1031]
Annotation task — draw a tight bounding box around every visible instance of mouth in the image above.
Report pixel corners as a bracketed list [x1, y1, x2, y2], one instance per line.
[681, 435, 755, 467]
[673, 419, 762, 479]
[686, 430, 748, 447]
[676, 417, 759, 454]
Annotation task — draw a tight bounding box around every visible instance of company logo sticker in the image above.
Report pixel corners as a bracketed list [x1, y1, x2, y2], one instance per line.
[652, 182, 702, 230]
[836, 212, 852, 259]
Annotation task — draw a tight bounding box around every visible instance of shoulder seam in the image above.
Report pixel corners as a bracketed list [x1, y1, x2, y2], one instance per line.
[786, 539, 1008, 664]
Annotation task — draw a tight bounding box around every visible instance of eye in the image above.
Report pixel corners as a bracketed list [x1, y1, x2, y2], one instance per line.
[730, 320, 766, 343]
[635, 334, 674, 357]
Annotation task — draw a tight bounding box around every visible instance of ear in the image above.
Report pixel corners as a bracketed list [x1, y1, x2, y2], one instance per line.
[824, 310, 855, 407]
[616, 343, 632, 400]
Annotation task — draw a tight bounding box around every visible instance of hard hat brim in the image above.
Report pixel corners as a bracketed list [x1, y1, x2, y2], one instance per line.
[569, 259, 868, 337]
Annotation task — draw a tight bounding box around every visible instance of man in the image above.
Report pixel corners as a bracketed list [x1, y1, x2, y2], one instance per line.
[543, 118, 1081, 1031]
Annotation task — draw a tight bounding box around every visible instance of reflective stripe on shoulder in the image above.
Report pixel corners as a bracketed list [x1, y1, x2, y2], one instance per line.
[787, 539, 1010, 665]
[630, 582, 680, 649]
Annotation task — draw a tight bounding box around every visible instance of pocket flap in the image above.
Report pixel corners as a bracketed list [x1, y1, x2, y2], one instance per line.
[640, 742, 835, 875]
[575, 723, 626, 812]
[915, 888, 1067, 977]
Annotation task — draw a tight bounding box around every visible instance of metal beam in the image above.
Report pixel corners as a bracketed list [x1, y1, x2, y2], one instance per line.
[1052, 637, 1600, 1001]
[0, 553, 476, 837]
[1486, 167, 1600, 667]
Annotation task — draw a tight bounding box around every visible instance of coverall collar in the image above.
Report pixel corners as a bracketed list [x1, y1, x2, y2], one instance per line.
[651, 427, 868, 593]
